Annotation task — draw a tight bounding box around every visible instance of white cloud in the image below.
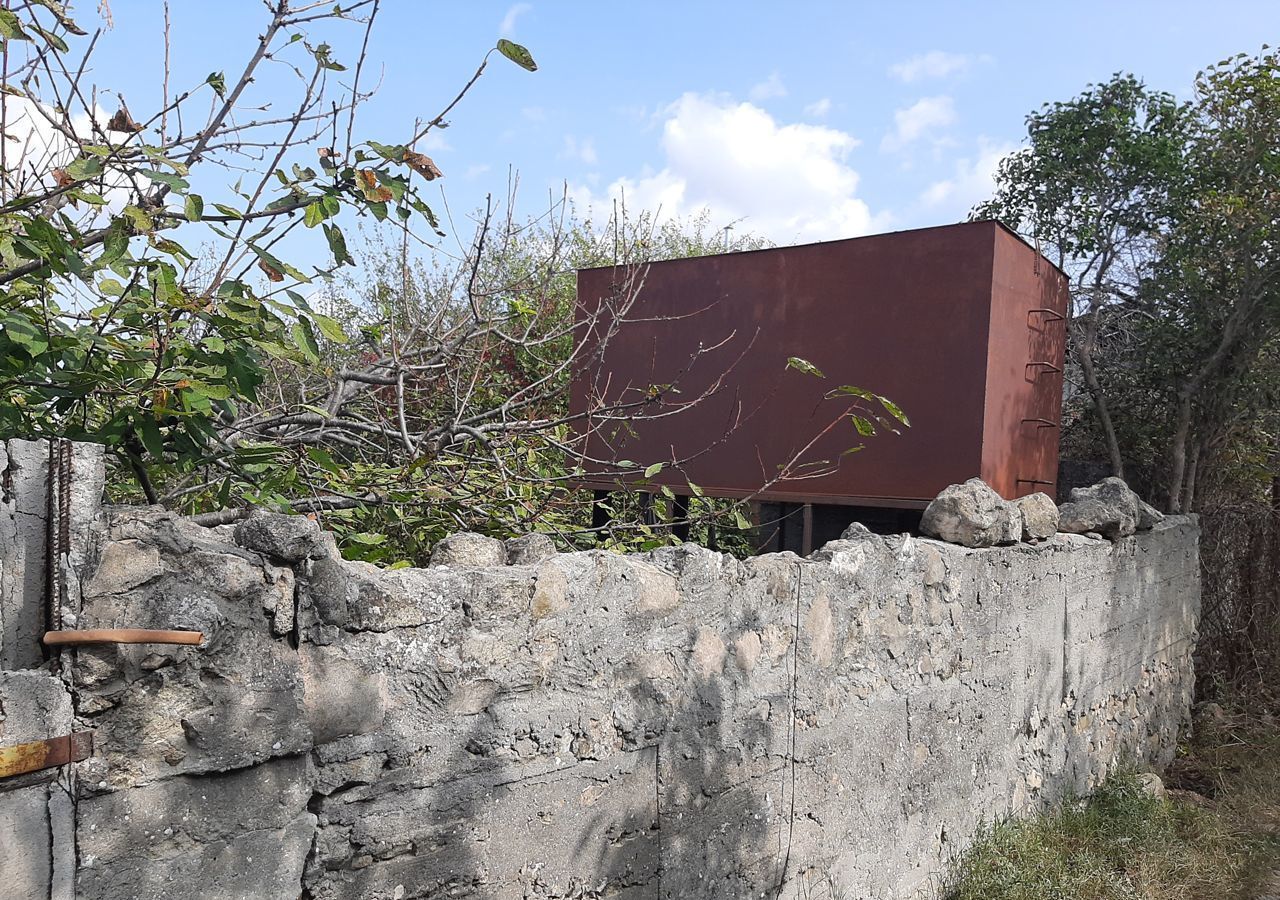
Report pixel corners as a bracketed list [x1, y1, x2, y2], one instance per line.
[1, 96, 129, 214]
[804, 97, 832, 118]
[748, 72, 787, 102]
[881, 96, 956, 152]
[920, 138, 1016, 213]
[572, 92, 881, 244]
[562, 135, 598, 166]
[889, 51, 974, 83]
[521, 106, 547, 123]
[499, 3, 531, 37]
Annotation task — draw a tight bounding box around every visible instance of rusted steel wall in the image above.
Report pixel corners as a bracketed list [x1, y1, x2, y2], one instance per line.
[571, 221, 1068, 506]
[981, 225, 1069, 499]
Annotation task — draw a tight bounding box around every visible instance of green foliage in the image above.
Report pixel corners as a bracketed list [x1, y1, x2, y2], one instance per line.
[979, 45, 1280, 705]
[0, 2, 535, 511]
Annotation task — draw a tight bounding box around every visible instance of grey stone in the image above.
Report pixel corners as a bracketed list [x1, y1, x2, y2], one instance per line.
[76, 756, 314, 900]
[0, 671, 73, 744]
[1136, 772, 1166, 799]
[301, 648, 388, 744]
[1058, 476, 1163, 540]
[82, 540, 163, 597]
[234, 509, 326, 562]
[0, 785, 56, 899]
[1193, 701, 1228, 733]
[920, 477, 1021, 547]
[1015, 492, 1059, 541]
[504, 532, 558, 566]
[428, 531, 506, 568]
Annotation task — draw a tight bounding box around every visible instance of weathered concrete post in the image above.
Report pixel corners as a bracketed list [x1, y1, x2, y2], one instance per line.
[0, 439, 105, 668]
[0, 438, 106, 900]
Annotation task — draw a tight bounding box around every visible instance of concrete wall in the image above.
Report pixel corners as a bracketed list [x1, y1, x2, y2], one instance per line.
[0, 441, 1200, 900]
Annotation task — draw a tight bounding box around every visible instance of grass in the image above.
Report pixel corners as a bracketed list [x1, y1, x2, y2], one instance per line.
[947, 710, 1280, 900]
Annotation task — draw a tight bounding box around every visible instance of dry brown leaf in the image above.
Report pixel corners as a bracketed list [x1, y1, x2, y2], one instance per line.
[258, 259, 284, 283]
[403, 151, 443, 181]
[52, 168, 73, 187]
[106, 105, 141, 133]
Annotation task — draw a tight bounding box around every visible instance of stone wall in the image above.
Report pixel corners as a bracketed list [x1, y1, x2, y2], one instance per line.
[0, 441, 1200, 900]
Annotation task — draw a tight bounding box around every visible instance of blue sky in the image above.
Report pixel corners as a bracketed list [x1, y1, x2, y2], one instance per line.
[85, 2, 1280, 248]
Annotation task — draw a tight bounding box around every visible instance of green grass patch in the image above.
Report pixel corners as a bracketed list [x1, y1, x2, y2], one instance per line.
[947, 715, 1280, 900]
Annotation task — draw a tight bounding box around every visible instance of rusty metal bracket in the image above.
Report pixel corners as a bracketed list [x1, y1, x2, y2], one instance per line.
[1021, 417, 1060, 429]
[0, 732, 93, 780]
[1025, 361, 1063, 375]
[1016, 478, 1056, 486]
[42, 629, 204, 647]
[1027, 308, 1066, 323]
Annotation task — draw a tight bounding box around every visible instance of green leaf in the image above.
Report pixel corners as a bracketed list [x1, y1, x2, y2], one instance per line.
[786, 356, 825, 378]
[311, 313, 348, 343]
[212, 203, 243, 219]
[367, 141, 406, 161]
[141, 170, 190, 193]
[27, 21, 67, 52]
[644, 462, 664, 478]
[496, 38, 537, 72]
[137, 415, 165, 459]
[2, 315, 48, 354]
[306, 447, 342, 473]
[0, 10, 30, 41]
[850, 415, 875, 437]
[323, 223, 352, 266]
[122, 204, 154, 233]
[878, 397, 909, 426]
[65, 156, 104, 180]
[100, 220, 130, 265]
[150, 263, 182, 304]
[303, 202, 325, 228]
[292, 319, 320, 361]
[98, 277, 125, 297]
[184, 194, 204, 222]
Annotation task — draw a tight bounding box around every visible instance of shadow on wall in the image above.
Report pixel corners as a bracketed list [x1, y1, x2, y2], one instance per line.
[583, 632, 785, 899]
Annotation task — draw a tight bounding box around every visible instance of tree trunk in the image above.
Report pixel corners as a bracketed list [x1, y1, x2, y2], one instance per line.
[1168, 388, 1194, 513]
[1076, 313, 1125, 479]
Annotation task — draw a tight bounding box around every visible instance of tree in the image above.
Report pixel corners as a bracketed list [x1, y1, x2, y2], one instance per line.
[973, 74, 1194, 482]
[978, 50, 1280, 698]
[0, 4, 905, 564]
[0, 0, 537, 500]
[1154, 50, 1280, 513]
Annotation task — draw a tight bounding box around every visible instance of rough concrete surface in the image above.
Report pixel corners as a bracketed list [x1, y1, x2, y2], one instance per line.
[68, 513, 1199, 899]
[0, 445, 1201, 900]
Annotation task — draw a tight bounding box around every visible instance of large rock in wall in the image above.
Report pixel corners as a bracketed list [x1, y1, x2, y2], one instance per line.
[46, 506, 1199, 900]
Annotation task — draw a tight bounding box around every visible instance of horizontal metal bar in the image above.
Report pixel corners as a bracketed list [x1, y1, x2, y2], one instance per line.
[1016, 478, 1056, 485]
[1021, 417, 1060, 429]
[0, 732, 93, 780]
[42, 629, 204, 647]
[1025, 361, 1063, 374]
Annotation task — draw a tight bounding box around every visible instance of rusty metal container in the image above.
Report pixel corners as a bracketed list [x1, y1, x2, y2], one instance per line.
[570, 220, 1068, 510]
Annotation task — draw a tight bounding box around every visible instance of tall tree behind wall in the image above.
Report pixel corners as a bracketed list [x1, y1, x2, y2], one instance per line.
[976, 50, 1280, 700]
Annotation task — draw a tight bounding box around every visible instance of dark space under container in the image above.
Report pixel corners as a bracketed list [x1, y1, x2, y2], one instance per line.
[570, 220, 1069, 554]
